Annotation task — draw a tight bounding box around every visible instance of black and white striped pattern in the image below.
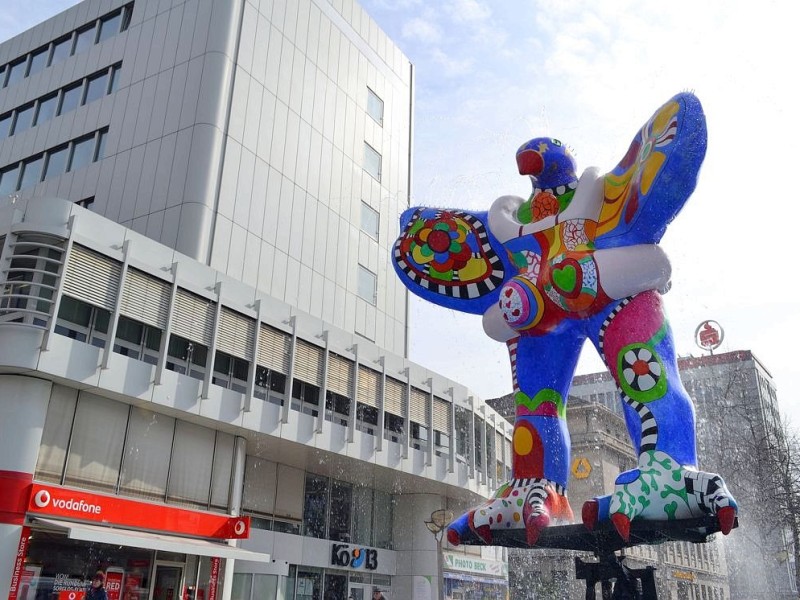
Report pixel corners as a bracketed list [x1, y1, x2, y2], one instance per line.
[392, 209, 506, 299]
[684, 470, 735, 512]
[597, 296, 632, 353]
[619, 391, 658, 453]
[507, 338, 519, 391]
[512, 477, 567, 497]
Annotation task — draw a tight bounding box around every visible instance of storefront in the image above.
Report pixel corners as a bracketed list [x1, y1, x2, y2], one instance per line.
[6, 481, 281, 600]
[442, 553, 508, 600]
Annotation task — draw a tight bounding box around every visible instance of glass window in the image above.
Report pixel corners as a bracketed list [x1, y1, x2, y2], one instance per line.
[95, 129, 108, 161]
[373, 489, 393, 549]
[363, 142, 382, 181]
[0, 113, 11, 138]
[50, 35, 73, 65]
[328, 480, 353, 542]
[4, 58, 27, 87]
[84, 71, 109, 104]
[367, 88, 384, 125]
[44, 145, 69, 180]
[357, 265, 377, 305]
[97, 11, 123, 43]
[12, 103, 35, 135]
[119, 407, 174, 501]
[19, 155, 44, 189]
[73, 24, 98, 55]
[0, 163, 21, 195]
[303, 473, 329, 539]
[59, 82, 83, 115]
[167, 420, 216, 508]
[361, 201, 379, 239]
[352, 487, 373, 545]
[109, 64, 122, 92]
[121, 5, 133, 31]
[34, 386, 78, 483]
[28, 47, 49, 77]
[68, 133, 96, 172]
[35, 93, 59, 126]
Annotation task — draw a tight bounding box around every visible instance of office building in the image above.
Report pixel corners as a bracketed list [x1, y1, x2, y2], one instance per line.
[0, 2, 511, 600]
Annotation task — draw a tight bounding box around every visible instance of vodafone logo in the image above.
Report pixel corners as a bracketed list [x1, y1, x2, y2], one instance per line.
[34, 490, 51, 508]
[234, 520, 246, 536]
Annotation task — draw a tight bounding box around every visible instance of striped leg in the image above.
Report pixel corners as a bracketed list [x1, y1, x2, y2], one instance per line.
[581, 292, 737, 539]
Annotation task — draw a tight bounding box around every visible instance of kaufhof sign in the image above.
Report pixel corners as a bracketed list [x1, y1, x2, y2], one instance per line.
[443, 552, 507, 577]
[330, 543, 379, 570]
[28, 483, 250, 540]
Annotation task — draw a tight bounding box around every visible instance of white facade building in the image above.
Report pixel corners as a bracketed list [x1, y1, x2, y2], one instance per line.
[0, 2, 510, 600]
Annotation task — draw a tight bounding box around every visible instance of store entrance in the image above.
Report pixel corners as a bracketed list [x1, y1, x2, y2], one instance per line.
[152, 564, 183, 600]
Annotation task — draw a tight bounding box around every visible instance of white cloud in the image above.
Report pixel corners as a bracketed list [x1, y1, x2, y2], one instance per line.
[446, 0, 491, 23]
[401, 16, 442, 43]
[430, 47, 474, 77]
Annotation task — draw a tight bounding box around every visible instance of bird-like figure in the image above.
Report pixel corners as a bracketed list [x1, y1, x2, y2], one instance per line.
[392, 92, 737, 547]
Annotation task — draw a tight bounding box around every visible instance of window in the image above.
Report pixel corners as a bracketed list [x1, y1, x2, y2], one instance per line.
[0, 164, 20, 195]
[325, 391, 350, 426]
[366, 88, 384, 125]
[114, 315, 162, 365]
[50, 36, 73, 65]
[97, 12, 123, 43]
[84, 71, 109, 104]
[363, 142, 382, 181]
[109, 64, 122, 92]
[44, 145, 69, 180]
[254, 365, 287, 405]
[384, 412, 404, 442]
[59, 83, 83, 115]
[356, 403, 378, 435]
[18, 155, 44, 190]
[76, 197, 95, 209]
[455, 406, 471, 463]
[411, 422, 428, 451]
[0, 113, 11, 138]
[292, 380, 320, 417]
[328, 480, 353, 542]
[166, 334, 208, 381]
[73, 24, 98, 55]
[54, 296, 110, 347]
[11, 103, 35, 135]
[303, 473, 329, 539]
[373, 489, 393, 549]
[4, 58, 27, 87]
[35, 94, 59, 126]
[357, 265, 377, 305]
[95, 129, 108, 161]
[28, 48, 49, 78]
[213, 351, 250, 393]
[68, 133, 96, 172]
[361, 201, 379, 239]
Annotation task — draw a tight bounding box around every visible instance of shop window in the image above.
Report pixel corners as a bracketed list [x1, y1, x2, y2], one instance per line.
[296, 569, 322, 600]
[411, 422, 428, 451]
[166, 334, 207, 381]
[119, 407, 174, 501]
[35, 386, 78, 483]
[328, 480, 353, 542]
[167, 420, 215, 509]
[55, 295, 110, 348]
[303, 473, 329, 539]
[372, 489, 393, 549]
[351, 487, 373, 545]
[254, 365, 286, 405]
[213, 351, 249, 393]
[113, 315, 162, 364]
[384, 412, 404, 443]
[292, 380, 320, 417]
[325, 390, 350, 426]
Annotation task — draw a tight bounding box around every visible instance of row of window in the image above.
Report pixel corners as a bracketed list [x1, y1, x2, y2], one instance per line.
[1, 3, 132, 88]
[0, 63, 121, 139]
[363, 87, 384, 182]
[0, 127, 108, 195]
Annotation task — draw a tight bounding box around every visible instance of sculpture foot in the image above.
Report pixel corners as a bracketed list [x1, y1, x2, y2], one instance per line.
[581, 450, 738, 537]
[446, 478, 572, 547]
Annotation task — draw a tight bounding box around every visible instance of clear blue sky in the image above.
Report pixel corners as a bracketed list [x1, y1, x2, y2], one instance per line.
[4, 0, 799, 421]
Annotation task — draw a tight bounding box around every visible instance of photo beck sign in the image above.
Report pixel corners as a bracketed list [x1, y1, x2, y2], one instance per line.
[330, 543, 378, 570]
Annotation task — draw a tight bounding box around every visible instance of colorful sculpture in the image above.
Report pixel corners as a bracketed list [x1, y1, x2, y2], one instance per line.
[392, 92, 737, 547]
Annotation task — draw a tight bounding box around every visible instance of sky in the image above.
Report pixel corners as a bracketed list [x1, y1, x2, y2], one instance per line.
[2, 1, 799, 421]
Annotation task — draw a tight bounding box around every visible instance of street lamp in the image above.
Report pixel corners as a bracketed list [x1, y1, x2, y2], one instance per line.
[425, 509, 453, 600]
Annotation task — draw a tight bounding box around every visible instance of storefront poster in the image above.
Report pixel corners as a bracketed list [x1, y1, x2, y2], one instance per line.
[16, 564, 40, 600]
[105, 568, 125, 600]
[8, 526, 31, 600]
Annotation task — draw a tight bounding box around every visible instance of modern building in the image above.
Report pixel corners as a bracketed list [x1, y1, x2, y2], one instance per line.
[0, 2, 512, 600]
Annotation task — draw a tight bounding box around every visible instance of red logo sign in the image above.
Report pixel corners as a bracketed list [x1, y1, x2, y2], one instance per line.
[27, 483, 250, 539]
[695, 320, 724, 351]
[7, 527, 31, 600]
[105, 569, 125, 600]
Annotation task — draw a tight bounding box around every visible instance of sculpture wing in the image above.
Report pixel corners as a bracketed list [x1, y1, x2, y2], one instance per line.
[595, 92, 707, 249]
[392, 207, 513, 314]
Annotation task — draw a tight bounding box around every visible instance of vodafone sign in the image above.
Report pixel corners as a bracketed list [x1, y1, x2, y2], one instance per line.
[27, 484, 250, 540]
